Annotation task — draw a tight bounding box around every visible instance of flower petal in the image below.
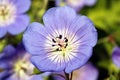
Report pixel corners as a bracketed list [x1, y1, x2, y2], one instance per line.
[23, 22, 51, 55]
[64, 46, 93, 73]
[43, 6, 76, 35]
[12, 0, 31, 14]
[65, 0, 84, 12]
[112, 47, 120, 68]
[53, 74, 65, 80]
[0, 60, 12, 69]
[0, 71, 11, 80]
[30, 75, 43, 80]
[84, 0, 97, 6]
[69, 15, 97, 47]
[72, 63, 98, 80]
[65, 52, 88, 73]
[7, 14, 29, 35]
[31, 72, 51, 80]
[0, 28, 7, 38]
[0, 45, 16, 59]
[30, 55, 65, 72]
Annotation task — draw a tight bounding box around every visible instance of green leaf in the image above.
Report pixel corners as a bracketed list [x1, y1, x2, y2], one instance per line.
[110, 75, 116, 80]
[32, 68, 44, 75]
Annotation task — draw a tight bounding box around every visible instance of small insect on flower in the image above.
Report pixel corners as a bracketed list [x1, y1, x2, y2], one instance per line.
[0, 0, 31, 38]
[23, 6, 97, 73]
[112, 47, 120, 68]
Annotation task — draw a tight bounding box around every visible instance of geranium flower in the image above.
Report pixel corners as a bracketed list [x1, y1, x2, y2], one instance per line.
[56, 0, 97, 11]
[0, 0, 31, 38]
[23, 6, 97, 73]
[53, 63, 98, 80]
[0, 44, 41, 80]
[112, 47, 120, 68]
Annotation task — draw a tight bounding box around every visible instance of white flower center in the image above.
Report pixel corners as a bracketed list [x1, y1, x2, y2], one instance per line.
[45, 29, 80, 63]
[0, 0, 16, 26]
[52, 35, 68, 52]
[13, 55, 34, 80]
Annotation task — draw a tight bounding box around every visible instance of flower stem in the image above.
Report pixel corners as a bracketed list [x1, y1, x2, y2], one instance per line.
[65, 72, 69, 80]
[70, 72, 73, 80]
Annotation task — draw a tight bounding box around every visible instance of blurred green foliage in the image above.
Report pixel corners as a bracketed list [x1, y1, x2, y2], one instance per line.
[80, 0, 120, 80]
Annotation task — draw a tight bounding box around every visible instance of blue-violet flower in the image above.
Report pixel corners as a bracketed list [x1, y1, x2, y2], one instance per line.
[23, 6, 97, 73]
[112, 47, 120, 68]
[56, 0, 97, 11]
[0, 0, 31, 38]
[53, 63, 98, 80]
[0, 44, 39, 80]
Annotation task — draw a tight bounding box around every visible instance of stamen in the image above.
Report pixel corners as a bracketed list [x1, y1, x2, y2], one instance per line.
[52, 45, 55, 46]
[56, 48, 60, 51]
[59, 35, 62, 39]
[64, 37, 68, 42]
[51, 35, 69, 52]
[58, 44, 62, 47]
[65, 44, 68, 48]
[52, 39, 56, 43]
[56, 35, 62, 39]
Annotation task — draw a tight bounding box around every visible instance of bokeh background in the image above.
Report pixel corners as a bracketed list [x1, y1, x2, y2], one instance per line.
[0, 0, 120, 80]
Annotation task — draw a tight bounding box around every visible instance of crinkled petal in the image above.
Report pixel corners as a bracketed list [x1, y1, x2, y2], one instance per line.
[69, 15, 97, 47]
[43, 6, 76, 36]
[0, 28, 7, 38]
[112, 47, 120, 68]
[23, 22, 51, 55]
[31, 55, 65, 72]
[11, 0, 31, 14]
[8, 14, 29, 35]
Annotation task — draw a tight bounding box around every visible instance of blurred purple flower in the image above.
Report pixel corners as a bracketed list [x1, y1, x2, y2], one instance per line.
[112, 47, 120, 68]
[71, 63, 98, 80]
[0, 44, 39, 80]
[53, 63, 98, 80]
[55, 0, 97, 11]
[0, 0, 31, 38]
[23, 6, 97, 73]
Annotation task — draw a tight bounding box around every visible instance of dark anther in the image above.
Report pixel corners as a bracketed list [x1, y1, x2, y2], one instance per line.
[64, 37, 68, 42]
[65, 44, 68, 48]
[58, 44, 62, 47]
[56, 35, 62, 39]
[56, 48, 60, 51]
[59, 35, 62, 39]
[52, 39, 56, 43]
[52, 45, 55, 46]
